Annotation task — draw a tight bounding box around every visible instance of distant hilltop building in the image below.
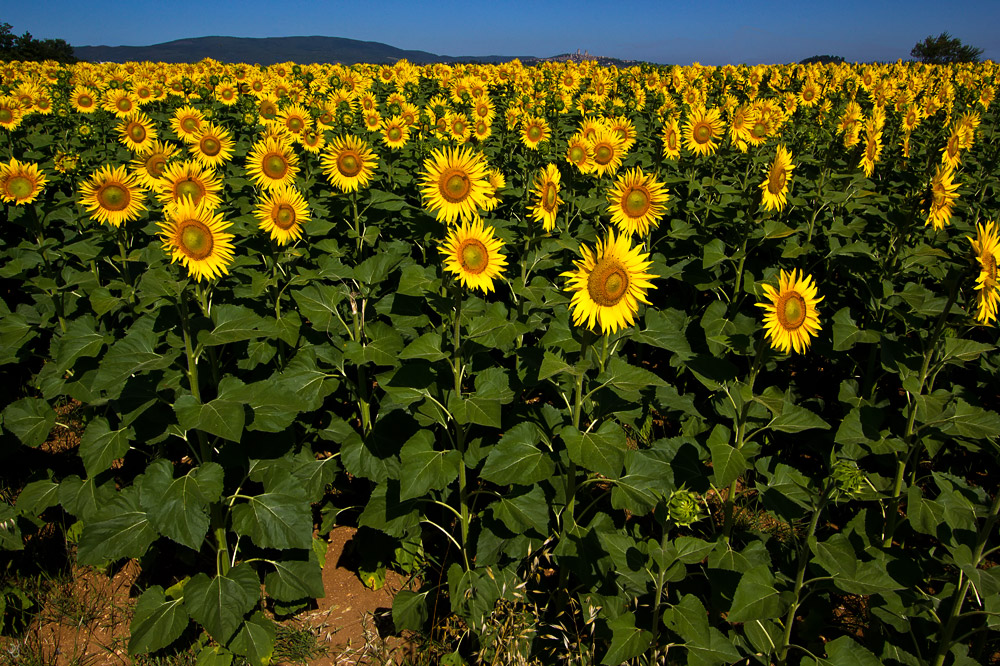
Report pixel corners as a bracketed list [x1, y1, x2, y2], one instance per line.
[541, 49, 639, 66]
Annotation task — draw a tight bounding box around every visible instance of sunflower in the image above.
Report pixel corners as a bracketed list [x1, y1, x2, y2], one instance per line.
[275, 103, 311, 136]
[0, 159, 47, 205]
[481, 167, 505, 214]
[129, 140, 179, 190]
[968, 221, 999, 325]
[254, 185, 311, 245]
[859, 126, 882, 178]
[446, 111, 473, 143]
[116, 111, 158, 153]
[606, 116, 637, 152]
[189, 122, 235, 168]
[380, 115, 410, 150]
[215, 82, 239, 106]
[320, 135, 378, 193]
[158, 197, 235, 282]
[171, 105, 205, 141]
[156, 159, 224, 211]
[756, 269, 823, 354]
[69, 86, 98, 114]
[926, 164, 960, 231]
[588, 127, 625, 178]
[529, 164, 563, 233]
[760, 145, 795, 212]
[661, 118, 682, 160]
[520, 116, 551, 150]
[104, 89, 137, 117]
[565, 133, 594, 173]
[79, 164, 147, 227]
[438, 218, 508, 293]
[941, 129, 963, 169]
[473, 118, 492, 142]
[606, 167, 669, 237]
[245, 136, 300, 191]
[419, 145, 491, 224]
[561, 231, 658, 335]
[300, 127, 326, 153]
[684, 107, 725, 157]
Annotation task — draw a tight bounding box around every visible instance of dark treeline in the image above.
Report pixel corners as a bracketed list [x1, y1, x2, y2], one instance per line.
[1, 21, 76, 63]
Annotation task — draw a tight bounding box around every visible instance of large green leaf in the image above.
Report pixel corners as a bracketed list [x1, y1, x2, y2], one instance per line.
[198, 304, 272, 347]
[77, 487, 158, 565]
[53, 317, 108, 373]
[398, 429, 462, 501]
[709, 440, 747, 489]
[663, 594, 742, 666]
[228, 612, 276, 666]
[93, 321, 179, 394]
[809, 533, 903, 596]
[768, 401, 830, 433]
[399, 331, 448, 362]
[128, 586, 190, 655]
[15, 479, 60, 516]
[2, 397, 56, 448]
[726, 565, 785, 622]
[392, 590, 429, 631]
[183, 564, 260, 644]
[58, 474, 116, 522]
[563, 421, 626, 479]
[492, 485, 549, 534]
[174, 392, 246, 442]
[480, 422, 555, 485]
[141, 459, 223, 551]
[344, 321, 403, 366]
[231, 492, 312, 550]
[291, 283, 346, 333]
[602, 612, 652, 665]
[79, 417, 134, 477]
[597, 356, 667, 398]
[264, 558, 324, 602]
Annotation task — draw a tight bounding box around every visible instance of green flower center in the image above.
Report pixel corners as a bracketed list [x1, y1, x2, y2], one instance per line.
[263, 154, 288, 180]
[624, 188, 650, 218]
[146, 155, 167, 178]
[128, 123, 146, 142]
[767, 165, 787, 195]
[6, 176, 33, 200]
[338, 153, 361, 177]
[527, 125, 542, 141]
[778, 291, 806, 330]
[459, 239, 488, 274]
[181, 117, 199, 133]
[272, 204, 297, 230]
[441, 170, 471, 204]
[594, 144, 613, 165]
[694, 122, 712, 144]
[0, 108, 13, 123]
[98, 184, 129, 211]
[587, 258, 629, 307]
[543, 183, 558, 211]
[179, 221, 213, 260]
[176, 179, 204, 203]
[200, 137, 221, 156]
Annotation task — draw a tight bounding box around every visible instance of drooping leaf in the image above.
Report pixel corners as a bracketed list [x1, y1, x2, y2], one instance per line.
[182, 564, 260, 644]
[231, 492, 312, 550]
[128, 586, 190, 655]
[79, 417, 134, 477]
[563, 421, 626, 480]
[2, 398, 56, 448]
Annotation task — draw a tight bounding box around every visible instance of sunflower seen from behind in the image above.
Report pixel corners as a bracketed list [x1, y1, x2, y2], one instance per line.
[158, 197, 235, 282]
[79, 164, 146, 227]
[439, 218, 508, 294]
[528, 163, 563, 233]
[756, 269, 823, 354]
[245, 136, 300, 192]
[606, 167, 669, 237]
[968, 221, 999, 325]
[760, 145, 794, 212]
[321, 135, 377, 193]
[254, 185, 311, 246]
[562, 231, 658, 335]
[0, 158, 47, 205]
[420, 145, 491, 225]
[926, 164, 960, 231]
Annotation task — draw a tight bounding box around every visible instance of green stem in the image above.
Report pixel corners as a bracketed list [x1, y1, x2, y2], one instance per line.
[451, 287, 471, 571]
[776, 483, 832, 665]
[353, 301, 372, 435]
[179, 294, 230, 576]
[722, 338, 767, 541]
[930, 488, 1000, 666]
[883, 278, 959, 547]
[650, 520, 673, 661]
[117, 226, 133, 302]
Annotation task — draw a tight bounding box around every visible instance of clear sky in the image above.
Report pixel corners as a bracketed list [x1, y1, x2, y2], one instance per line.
[6, 0, 1000, 65]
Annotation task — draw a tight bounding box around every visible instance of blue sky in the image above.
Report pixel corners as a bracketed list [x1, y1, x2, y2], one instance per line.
[7, 0, 1000, 65]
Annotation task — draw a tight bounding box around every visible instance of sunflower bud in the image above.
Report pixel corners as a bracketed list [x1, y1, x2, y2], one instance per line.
[831, 460, 866, 498]
[666, 488, 705, 527]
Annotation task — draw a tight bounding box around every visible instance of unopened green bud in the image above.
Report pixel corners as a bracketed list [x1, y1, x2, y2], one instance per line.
[667, 488, 705, 527]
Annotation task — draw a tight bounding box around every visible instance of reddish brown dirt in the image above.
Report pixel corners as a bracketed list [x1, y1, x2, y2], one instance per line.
[0, 527, 410, 666]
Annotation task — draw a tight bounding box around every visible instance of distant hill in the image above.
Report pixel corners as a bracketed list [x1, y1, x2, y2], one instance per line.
[73, 35, 537, 66]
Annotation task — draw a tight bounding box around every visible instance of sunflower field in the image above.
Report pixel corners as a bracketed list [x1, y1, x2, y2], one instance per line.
[1, 56, 999, 665]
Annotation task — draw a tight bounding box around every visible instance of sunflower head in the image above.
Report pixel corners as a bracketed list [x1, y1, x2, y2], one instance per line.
[439, 218, 508, 293]
[79, 164, 147, 227]
[968, 221, 999, 325]
[158, 197, 235, 282]
[561, 231, 658, 335]
[606, 167, 669, 237]
[756, 269, 823, 354]
[320, 135, 377, 193]
[419, 146, 491, 225]
[254, 185, 311, 246]
[0, 159, 48, 205]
